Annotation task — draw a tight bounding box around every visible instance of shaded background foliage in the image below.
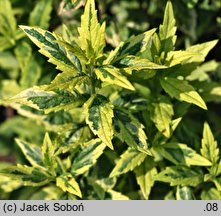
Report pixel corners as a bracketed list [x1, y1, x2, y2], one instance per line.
[0, 0, 221, 199]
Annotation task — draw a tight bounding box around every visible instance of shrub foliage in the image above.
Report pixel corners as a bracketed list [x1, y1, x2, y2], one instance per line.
[0, 0, 221, 200]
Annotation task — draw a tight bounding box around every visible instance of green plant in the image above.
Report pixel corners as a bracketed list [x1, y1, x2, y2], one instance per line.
[0, 0, 221, 200]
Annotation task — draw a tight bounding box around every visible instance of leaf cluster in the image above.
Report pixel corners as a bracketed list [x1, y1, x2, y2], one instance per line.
[0, 0, 221, 200]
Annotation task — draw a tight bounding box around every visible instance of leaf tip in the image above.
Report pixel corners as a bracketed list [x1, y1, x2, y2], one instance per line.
[106, 141, 114, 150]
[200, 101, 207, 110]
[19, 25, 28, 31]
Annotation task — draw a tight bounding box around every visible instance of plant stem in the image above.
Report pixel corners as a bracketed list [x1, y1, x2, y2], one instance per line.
[89, 65, 96, 94]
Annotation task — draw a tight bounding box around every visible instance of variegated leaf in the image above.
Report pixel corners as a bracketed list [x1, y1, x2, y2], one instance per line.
[56, 174, 82, 198]
[157, 142, 212, 166]
[134, 157, 157, 199]
[20, 26, 79, 74]
[176, 186, 194, 200]
[95, 65, 135, 91]
[78, 0, 105, 60]
[55, 126, 92, 155]
[0, 176, 21, 193]
[104, 42, 124, 65]
[166, 51, 204, 66]
[71, 139, 106, 175]
[113, 109, 151, 154]
[159, 1, 177, 53]
[47, 71, 91, 94]
[154, 166, 203, 186]
[110, 148, 147, 177]
[84, 95, 114, 149]
[186, 40, 218, 60]
[7, 87, 85, 113]
[42, 133, 57, 175]
[201, 122, 219, 164]
[55, 39, 88, 64]
[149, 96, 174, 138]
[119, 55, 167, 71]
[160, 77, 207, 110]
[104, 28, 156, 64]
[15, 139, 43, 167]
[0, 164, 51, 187]
[165, 40, 217, 66]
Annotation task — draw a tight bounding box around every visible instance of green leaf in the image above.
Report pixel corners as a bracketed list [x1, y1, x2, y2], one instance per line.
[88, 177, 117, 199]
[0, 0, 17, 38]
[56, 174, 82, 198]
[160, 77, 207, 110]
[201, 122, 219, 164]
[0, 81, 21, 104]
[0, 116, 45, 146]
[113, 109, 151, 154]
[84, 95, 114, 149]
[216, 160, 221, 176]
[150, 33, 161, 62]
[78, 0, 105, 60]
[95, 177, 117, 191]
[71, 138, 106, 176]
[1, 164, 51, 186]
[154, 166, 203, 186]
[159, 1, 177, 53]
[134, 157, 157, 199]
[149, 96, 174, 138]
[187, 60, 219, 82]
[198, 81, 221, 102]
[183, 0, 199, 8]
[176, 186, 193, 200]
[157, 142, 212, 166]
[164, 191, 175, 200]
[213, 177, 221, 191]
[87, 178, 106, 199]
[0, 37, 14, 51]
[19, 26, 78, 74]
[29, 0, 53, 29]
[64, 0, 82, 9]
[42, 133, 57, 175]
[0, 51, 18, 69]
[95, 65, 135, 91]
[15, 42, 42, 88]
[15, 139, 43, 167]
[28, 185, 63, 200]
[171, 117, 182, 132]
[107, 189, 130, 200]
[14, 42, 31, 71]
[201, 188, 221, 200]
[110, 148, 147, 177]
